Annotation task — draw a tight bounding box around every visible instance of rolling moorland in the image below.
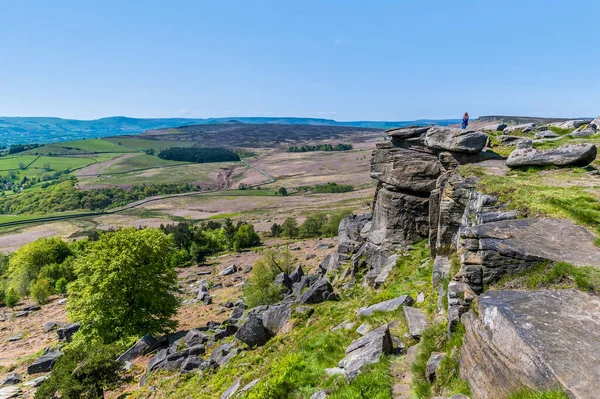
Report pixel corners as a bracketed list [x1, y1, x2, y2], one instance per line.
[0, 116, 599, 399]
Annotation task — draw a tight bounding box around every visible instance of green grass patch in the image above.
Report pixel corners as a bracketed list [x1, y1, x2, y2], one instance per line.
[27, 139, 132, 155]
[104, 137, 195, 151]
[508, 388, 569, 399]
[547, 126, 574, 136]
[492, 261, 600, 295]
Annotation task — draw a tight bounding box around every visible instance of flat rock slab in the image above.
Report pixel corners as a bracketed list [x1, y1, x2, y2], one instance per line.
[461, 289, 600, 399]
[507, 142, 597, 168]
[356, 295, 414, 317]
[403, 306, 429, 339]
[424, 126, 488, 154]
[461, 218, 600, 269]
[0, 386, 20, 399]
[338, 324, 394, 381]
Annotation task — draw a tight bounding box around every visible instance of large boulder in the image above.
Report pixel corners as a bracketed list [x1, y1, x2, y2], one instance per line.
[262, 302, 292, 335]
[590, 116, 600, 130]
[57, 323, 80, 342]
[461, 290, 600, 399]
[385, 126, 431, 140]
[117, 334, 162, 363]
[370, 147, 441, 193]
[356, 295, 414, 317]
[235, 313, 271, 347]
[548, 119, 591, 130]
[507, 142, 597, 168]
[337, 324, 394, 381]
[28, 350, 62, 374]
[0, 373, 21, 387]
[496, 135, 530, 146]
[337, 213, 372, 254]
[297, 279, 334, 304]
[503, 123, 536, 134]
[481, 123, 507, 132]
[403, 306, 430, 339]
[424, 126, 488, 153]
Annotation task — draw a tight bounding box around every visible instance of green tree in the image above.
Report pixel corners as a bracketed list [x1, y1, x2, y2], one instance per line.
[55, 277, 69, 295]
[281, 217, 299, 238]
[244, 248, 295, 307]
[30, 278, 53, 305]
[5, 288, 19, 308]
[299, 213, 325, 238]
[276, 187, 288, 196]
[223, 218, 237, 249]
[67, 228, 179, 343]
[7, 237, 72, 296]
[34, 344, 122, 399]
[270, 223, 282, 237]
[233, 223, 261, 251]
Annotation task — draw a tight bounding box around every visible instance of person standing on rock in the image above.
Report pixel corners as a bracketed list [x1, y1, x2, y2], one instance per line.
[461, 112, 469, 129]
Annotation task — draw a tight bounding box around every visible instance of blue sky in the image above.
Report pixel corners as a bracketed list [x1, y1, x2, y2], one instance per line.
[1, 0, 599, 121]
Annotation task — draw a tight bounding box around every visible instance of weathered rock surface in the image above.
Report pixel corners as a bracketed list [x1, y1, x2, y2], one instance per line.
[424, 126, 488, 153]
[403, 306, 429, 339]
[459, 218, 600, 288]
[371, 147, 441, 193]
[338, 324, 394, 381]
[461, 290, 600, 399]
[297, 279, 334, 304]
[28, 350, 62, 374]
[262, 302, 292, 335]
[386, 126, 431, 140]
[117, 334, 162, 363]
[0, 373, 20, 387]
[426, 352, 446, 382]
[235, 313, 271, 347]
[356, 295, 414, 317]
[0, 386, 20, 399]
[548, 119, 591, 130]
[481, 123, 507, 132]
[496, 135, 529, 146]
[534, 130, 559, 139]
[57, 323, 80, 342]
[221, 379, 241, 399]
[507, 142, 597, 168]
[503, 123, 536, 134]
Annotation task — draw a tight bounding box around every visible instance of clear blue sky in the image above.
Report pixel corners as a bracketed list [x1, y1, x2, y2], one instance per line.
[1, 0, 599, 121]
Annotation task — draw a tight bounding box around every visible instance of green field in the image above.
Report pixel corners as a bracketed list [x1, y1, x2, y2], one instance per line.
[24, 139, 133, 155]
[104, 137, 195, 151]
[102, 154, 187, 174]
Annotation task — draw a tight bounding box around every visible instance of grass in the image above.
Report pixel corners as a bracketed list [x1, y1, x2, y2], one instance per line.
[507, 389, 569, 399]
[102, 153, 187, 174]
[411, 323, 470, 399]
[26, 139, 132, 155]
[492, 261, 600, 295]
[104, 137, 195, 151]
[129, 241, 446, 399]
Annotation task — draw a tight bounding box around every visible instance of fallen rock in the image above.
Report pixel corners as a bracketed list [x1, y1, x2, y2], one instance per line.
[424, 126, 488, 153]
[310, 390, 328, 399]
[338, 324, 394, 381]
[355, 324, 371, 336]
[289, 266, 304, 283]
[117, 334, 162, 363]
[57, 323, 80, 342]
[181, 355, 201, 372]
[23, 376, 48, 387]
[481, 123, 507, 132]
[262, 302, 292, 335]
[43, 321, 60, 333]
[28, 350, 62, 374]
[220, 265, 237, 276]
[297, 279, 333, 304]
[356, 295, 414, 317]
[461, 290, 600, 399]
[0, 373, 21, 387]
[274, 272, 292, 292]
[426, 352, 446, 382]
[548, 119, 591, 130]
[503, 123, 536, 134]
[385, 125, 431, 140]
[534, 130, 559, 139]
[184, 329, 209, 347]
[237, 379, 260, 396]
[496, 135, 529, 146]
[235, 313, 271, 347]
[403, 306, 429, 339]
[507, 142, 597, 168]
[0, 386, 20, 399]
[294, 306, 314, 318]
[221, 379, 241, 399]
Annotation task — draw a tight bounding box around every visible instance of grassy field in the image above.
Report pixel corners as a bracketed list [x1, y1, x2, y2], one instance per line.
[101, 153, 187, 174]
[24, 138, 132, 155]
[104, 137, 195, 151]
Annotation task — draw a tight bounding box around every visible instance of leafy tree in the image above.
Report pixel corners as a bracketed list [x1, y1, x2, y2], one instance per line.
[7, 237, 72, 296]
[34, 344, 123, 399]
[55, 277, 69, 295]
[5, 288, 19, 308]
[67, 228, 179, 343]
[18, 162, 26, 170]
[0, 286, 5, 305]
[30, 278, 53, 304]
[43, 163, 51, 171]
[270, 223, 282, 237]
[281, 217, 299, 238]
[158, 147, 240, 163]
[276, 187, 288, 196]
[299, 213, 325, 238]
[233, 223, 261, 251]
[223, 218, 237, 249]
[244, 248, 295, 307]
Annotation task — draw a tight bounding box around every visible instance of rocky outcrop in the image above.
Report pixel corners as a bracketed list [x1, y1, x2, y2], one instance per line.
[461, 290, 600, 399]
[235, 313, 271, 347]
[507, 141, 597, 168]
[481, 123, 507, 132]
[355, 295, 414, 317]
[503, 123, 536, 134]
[28, 349, 62, 374]
[403, 306, 429, 339]
[547, 119, 591, 130]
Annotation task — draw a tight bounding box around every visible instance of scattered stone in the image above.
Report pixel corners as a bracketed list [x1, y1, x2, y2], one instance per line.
[203, 295, 213, 305]
[0, 386, 20, 399]
[181, 355, 201, 372]
[297, 279, 334, 304]
[548, 119, 591, 130]
[325, 367, 345, 376]
[28, 350, 62, 374]
[338, 324, 394, 381]
[147, 349, 168, 372]
[289, 245, 301, 251]
[305, 254, 316, 260]
[117, 334, 162, 363]
[403, 307, 429, 339]
[237, 379, 260, 396]
[221, 379, 241, 399]
[425, 352, 446, 382]
[503, 123, 536, 134]
[229, 306, 244, 320]
[235, 313, 271, 347]
[356, 295, 414, 317]
[43, 321, 60, 332]
[294, 306, 314, 318]
[318, 243, 333, 250]
[424, 126, 488, 153]
[220, 265, 237, 276]
[274, 272, 293, 291]
[310, 390, 328, 399]
[481, 123, 507, 132]
[57, 323, 80, 342]
[262, 302, 292, 336]
[0, 373, 21, 387]
[496, 135, 529, 146]
[24, 305, 41, 312]
[534, 130, 559, 139]
[289, 266, 304, 283]
[7, 334, 22, 342]
[507, 142, 597, 168]
[14, 311, 28, 318]
[57, 298, 67, 305]
[355, 324, 371, 336]
[213, 325, 238, 341]
[332, 320, 355, 332]
[23, 375, 48, 387]
[416, 292, 425, 303]
[243, 266, 252, 274]
[405, 344, 421, 367]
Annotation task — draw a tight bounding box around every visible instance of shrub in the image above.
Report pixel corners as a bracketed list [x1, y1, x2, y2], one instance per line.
[244, 248, 294, 307]
[30, 278, 53, 305]
[281, 217, 299, 238]
[270, 223, 282, 237]
[54, 277, 69, 295]
[5, 288, 19, 308]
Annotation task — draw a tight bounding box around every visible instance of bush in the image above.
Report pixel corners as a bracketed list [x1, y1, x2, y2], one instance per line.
[5, 288, 19, 308]
[244, 249, 295, 307]
[30, 278, 53, 304]
[281, 217, 299, 238]
[55, 277, 69, 295]
[270, 223, 282, 237]
[34, 343, 123, 399]
[233, 223, 261, 251]
[67, 228, 179, 343]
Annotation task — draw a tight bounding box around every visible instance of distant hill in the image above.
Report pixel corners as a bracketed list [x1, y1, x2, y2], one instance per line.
[0, 116, 460, 147]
